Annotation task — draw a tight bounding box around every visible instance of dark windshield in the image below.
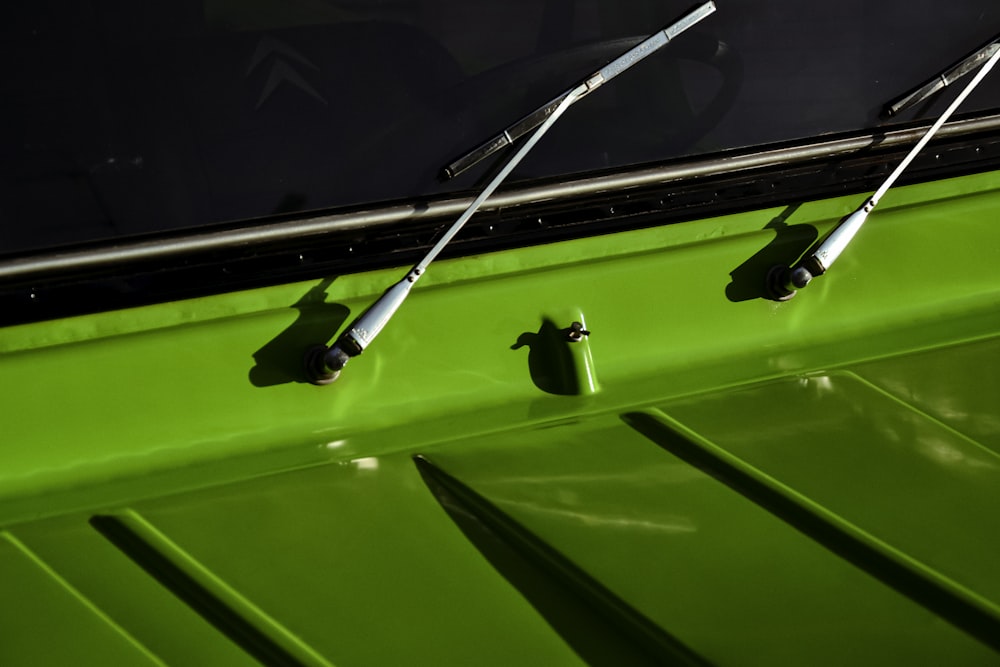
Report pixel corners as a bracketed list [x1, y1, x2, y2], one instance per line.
[3, 0, 999, 255]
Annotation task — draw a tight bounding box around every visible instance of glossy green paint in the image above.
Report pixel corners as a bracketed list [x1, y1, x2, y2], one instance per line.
[12, 459, 584, 666]
[423, 416, 996, 665]
[1, 171, 1000, 663]
[662, 367, 1000, 618]
[0, 532, 163, 665]
[3, 171, 999, 518]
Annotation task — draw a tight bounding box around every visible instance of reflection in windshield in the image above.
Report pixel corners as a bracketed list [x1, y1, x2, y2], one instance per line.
[2, 1, 999, 255]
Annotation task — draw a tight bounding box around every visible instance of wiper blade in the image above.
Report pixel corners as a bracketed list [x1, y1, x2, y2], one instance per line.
[305, 2, 718, 385]
[442, 1, 717, 180]
[769, 40, 1000, 300]
[882, 38, 1000, 119]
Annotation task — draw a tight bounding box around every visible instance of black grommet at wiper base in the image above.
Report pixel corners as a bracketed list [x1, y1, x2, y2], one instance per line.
[304, 1, 718, 385]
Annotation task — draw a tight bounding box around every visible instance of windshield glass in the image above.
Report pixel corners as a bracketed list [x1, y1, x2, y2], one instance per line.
[3, 0, 999, 255]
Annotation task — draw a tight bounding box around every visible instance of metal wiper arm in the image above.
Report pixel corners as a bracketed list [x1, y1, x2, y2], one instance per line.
[769, 41, 1000, 301]
[442, 1, 717, 180]
[305, 2, 717, 385]
[883, 38, 1000, 119]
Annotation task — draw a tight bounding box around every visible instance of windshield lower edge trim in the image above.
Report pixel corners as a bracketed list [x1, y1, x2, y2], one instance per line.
[3, 113, 1000, 283]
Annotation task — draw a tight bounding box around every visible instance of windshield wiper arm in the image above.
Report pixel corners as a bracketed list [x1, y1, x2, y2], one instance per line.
[769, 40, 1000, 301]
[882, 38, 1000, 119]
[442, 1, 717, 180]
[305, 2, 717, 385]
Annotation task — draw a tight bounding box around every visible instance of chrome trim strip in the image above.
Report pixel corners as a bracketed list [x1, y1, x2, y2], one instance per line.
[3, 114, 999, 282]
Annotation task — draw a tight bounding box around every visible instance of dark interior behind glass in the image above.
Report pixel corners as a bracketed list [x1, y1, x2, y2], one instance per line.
[3, 0, 999, 255]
